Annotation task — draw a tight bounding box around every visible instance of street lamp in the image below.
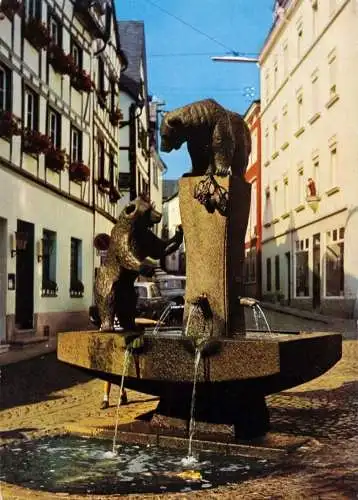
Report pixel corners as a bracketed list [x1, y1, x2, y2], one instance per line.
[211, 55, 259, 64]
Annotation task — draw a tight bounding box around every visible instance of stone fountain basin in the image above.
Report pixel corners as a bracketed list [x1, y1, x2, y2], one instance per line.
[57, 330, 342, 396]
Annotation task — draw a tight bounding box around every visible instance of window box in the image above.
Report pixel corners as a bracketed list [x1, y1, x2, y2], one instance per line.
[41, 279, 58, 297]
[109, 186, 120, 203]
[24, 18, 51, 50]
[70, 279, 84, 298]
[23, 130, 51, 155]
[71, 69, 94, 93]
[0, 0, 23, 20]
[97, 89, 109, 108]
[109, 107, 123, 127]
[45, 147, 68, 172]
[48, 45, 76, 76]
[69, 160, 90, 182]
[0, 111, 21, 139]
[97, 177, 111, 192]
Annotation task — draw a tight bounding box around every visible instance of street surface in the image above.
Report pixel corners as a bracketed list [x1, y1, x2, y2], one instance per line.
[0, 312, 357, 499]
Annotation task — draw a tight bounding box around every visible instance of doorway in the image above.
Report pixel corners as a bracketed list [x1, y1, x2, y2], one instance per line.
[15, 219, 34, 330]
[0, 218, 7, 343]
[312, 233, 321, 309]
[285, 251, 291, 305]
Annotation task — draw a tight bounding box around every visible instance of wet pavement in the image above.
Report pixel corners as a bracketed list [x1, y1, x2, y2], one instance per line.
[0, 313, 357, 499]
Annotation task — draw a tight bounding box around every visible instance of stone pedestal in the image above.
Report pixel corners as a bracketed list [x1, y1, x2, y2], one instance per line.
[179, 176, 251, 336]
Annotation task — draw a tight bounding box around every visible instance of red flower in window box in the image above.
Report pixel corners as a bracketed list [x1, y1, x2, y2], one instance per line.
[24, 18, 52, 50]
[0, 0, 23, 20]
[71, 69, 94, 93]
[48, 45, 77, 76]
[109, 107, 123, 127]
[45, 147, 68, 172]
[97, 177, 111, 192]
[23, 129, 52, 155]
[69, 161, 90, 182]
[0, 111, 21, 139]
[109, 186, 120, 203]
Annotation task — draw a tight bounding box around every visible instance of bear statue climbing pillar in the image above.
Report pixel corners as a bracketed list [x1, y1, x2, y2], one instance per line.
[179, 175, 251, 338]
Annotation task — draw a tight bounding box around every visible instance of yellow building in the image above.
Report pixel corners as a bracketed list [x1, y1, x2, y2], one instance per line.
[259, 0, 358, 317]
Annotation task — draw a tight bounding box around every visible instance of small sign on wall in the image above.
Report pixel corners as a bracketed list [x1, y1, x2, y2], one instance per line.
[8, 273, 15, 290]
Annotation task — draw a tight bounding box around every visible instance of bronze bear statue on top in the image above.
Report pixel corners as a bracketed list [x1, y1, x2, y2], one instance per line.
[94, 194, 183, 332]
[160, 98, 251, 178]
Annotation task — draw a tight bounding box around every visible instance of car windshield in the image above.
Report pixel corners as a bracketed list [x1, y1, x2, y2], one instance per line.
[150, 284, 161, 298]
[136, 286, 147, 298]
[158, 279, 185, 290]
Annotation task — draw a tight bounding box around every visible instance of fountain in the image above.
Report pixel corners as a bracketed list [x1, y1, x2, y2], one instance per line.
[57, 98, 342, 449]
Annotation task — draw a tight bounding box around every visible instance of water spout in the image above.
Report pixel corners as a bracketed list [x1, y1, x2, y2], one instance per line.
[112, 347, 131, 454]
[238, 296, 272, 333]
[187, 348, 201, 460]
[239, 296, 258, 307]
[153, 303, 173, 335]
[254, 304, 271, 334]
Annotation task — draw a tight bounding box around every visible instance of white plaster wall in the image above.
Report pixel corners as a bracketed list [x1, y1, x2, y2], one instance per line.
[0, 169, 93, 315]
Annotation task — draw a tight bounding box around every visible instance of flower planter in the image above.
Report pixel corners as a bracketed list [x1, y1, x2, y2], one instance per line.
[70, 279, 84, 298]
[23, 130, 52, 155]
[0, 0, 23, 20]
[48, 45, 76, 76]
[41, 280, 58, 297]
[71, 69, 94, 93]
[24, 18, 51, 50]
[109, 107, 123, 127]
[45, 148, 68, 172]
[69, 161, 90, 182]
[97, 177, 111, 192]
[109, 186, 120, 203]
[0, 112, 21, 139]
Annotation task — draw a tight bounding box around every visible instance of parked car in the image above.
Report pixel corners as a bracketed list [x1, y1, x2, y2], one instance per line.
[154, 274, 186, 324]
[89, 281, 173, 328]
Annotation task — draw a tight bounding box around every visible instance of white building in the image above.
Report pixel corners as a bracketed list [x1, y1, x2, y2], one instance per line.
[0, 0, 126, 345]
[260, 0, 358, 317]
[162, 187, 185, 274]
[117, 21, 164, 223]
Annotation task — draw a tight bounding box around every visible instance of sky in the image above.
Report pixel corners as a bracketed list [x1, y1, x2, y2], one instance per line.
[115, 0, 275, 179]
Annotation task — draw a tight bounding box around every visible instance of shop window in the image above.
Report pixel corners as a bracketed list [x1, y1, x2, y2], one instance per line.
[325, 228, 344, 296]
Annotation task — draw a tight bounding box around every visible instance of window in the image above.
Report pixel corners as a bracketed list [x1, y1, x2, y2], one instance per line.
[251, 180, 257, 235]
[152, 160, 159, 188]
[283, 177, 289, 213]
[273, 120, 278, 153]
[264, 127, 269, 160]
[297, 92, 303, 130]
[297, 23, 303, 59]
[71, 40, 82, 70]
[266, 258, 272, 292]
[325, 228, 344, 296]
[25, 0, 41, 19]
[297, 167, 304, 205]
[24, 87, 39, 130]
[251, 129, 257, 164]
[275, 255, 280, 291]
[98, 138, 105, 178]
[0, 64, 11, 112]
[98, 57, 105, 92]
[110, 80, 116, 112]
[70, 237, 83, 296]
[42, 229, 57, 295]
[282, 104, 288, 145]
[71, 125, 82, 162]
[273, 59, 278, 91]
[329, 145, 337, 188]
[328, 49, 337, 98]
[49, 16, 62, 46]
[264, 71, 270, 104]
[48, 107, 61, 148]
[295, 239, 309, 296]
[313, 155, 320, 194]
[312, 0, 318, 38]
[109, 149, 115, 186]
[311, 70, 319, 116]
[244, 247, 256, 283]
[283, 41, 289, 77]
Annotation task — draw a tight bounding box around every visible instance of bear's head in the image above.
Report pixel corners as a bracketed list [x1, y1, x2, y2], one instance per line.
[123, 193, 162, 229]
[160, 114, 185, 153]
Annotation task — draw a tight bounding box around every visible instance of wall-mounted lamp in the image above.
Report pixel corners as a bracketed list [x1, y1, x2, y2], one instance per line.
[10, 232, 28, 258]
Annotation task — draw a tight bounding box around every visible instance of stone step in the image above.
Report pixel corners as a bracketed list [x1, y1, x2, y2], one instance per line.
[10, 335, 49, 348]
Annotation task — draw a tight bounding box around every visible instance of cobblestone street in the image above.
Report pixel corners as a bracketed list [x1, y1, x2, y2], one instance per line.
[1, 315, 357, 499]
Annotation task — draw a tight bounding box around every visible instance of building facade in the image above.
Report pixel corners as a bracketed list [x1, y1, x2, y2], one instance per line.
[0, 0, 126, 345]
[260, 0, 358, 317]
[243, 100, 262, 299]
[117, 21, 164, 225]
[162, 190, 185, 275]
